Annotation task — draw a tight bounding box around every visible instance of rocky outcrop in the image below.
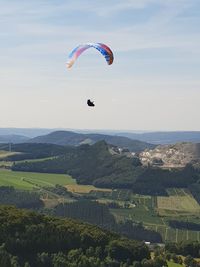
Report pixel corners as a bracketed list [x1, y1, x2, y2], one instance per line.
[139, 142, 200, 168]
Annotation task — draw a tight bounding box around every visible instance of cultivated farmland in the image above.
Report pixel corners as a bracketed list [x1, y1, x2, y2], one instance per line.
[108, 189, 200, 242]
[0, 167, 200, 243]
[0, 150, 21, 158]
[157, 188, 200, 213]
[66, 184, 112, 194]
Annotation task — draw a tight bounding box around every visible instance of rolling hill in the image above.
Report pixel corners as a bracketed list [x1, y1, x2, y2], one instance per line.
[28, 130, 155, 152]
[0, 143, 70, 161]
[12, 141, 143, 188]
[0, 134, 29, 143]
[12, 141, 199, 194]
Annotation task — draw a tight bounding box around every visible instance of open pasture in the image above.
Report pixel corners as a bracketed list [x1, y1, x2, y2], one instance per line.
[0, 150, 21, 159]
[167, 261, 183, 267]
[0, 161, 13, 168]
[0, 169, 76, 190]
[0, 156, 57, 169]
[66, 184, 112, 194]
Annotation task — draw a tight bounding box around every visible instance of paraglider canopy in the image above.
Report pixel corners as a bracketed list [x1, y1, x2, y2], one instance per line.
[66, 43, 113, 107]
[66, 43, 114, 68]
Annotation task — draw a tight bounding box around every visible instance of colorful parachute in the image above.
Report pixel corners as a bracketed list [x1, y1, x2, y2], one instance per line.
[66, 43, 114, 68]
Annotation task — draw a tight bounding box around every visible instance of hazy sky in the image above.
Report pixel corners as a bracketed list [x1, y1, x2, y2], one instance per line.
[0, 0, 200, 131]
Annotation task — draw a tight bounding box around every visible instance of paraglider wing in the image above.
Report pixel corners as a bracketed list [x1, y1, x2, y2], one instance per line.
[66, 43, 114, 68]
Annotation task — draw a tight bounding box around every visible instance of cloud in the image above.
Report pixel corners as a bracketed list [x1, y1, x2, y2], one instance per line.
[1, 0, 199, 56]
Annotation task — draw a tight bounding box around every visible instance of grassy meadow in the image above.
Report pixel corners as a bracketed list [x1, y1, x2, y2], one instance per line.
[157, 188, 200, 213]
[0, 150, 20, 158]
[167, 261, 183, 267]
[66, 184, 112, 193]
[0, 169, 76, 190]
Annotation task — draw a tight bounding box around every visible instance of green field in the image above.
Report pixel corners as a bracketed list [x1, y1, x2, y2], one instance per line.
[0, 156, 56, 168]
[0, 150, 20, 158]
[0, 169, 76, 190]
[167, 261, 183, 267]
[157, 188, 200, 214]
[66, 184, 112, 193]
[108, 189, 200, 243]
[111, 205, 163, 225]
[154, 188, 200, 242]
[0, 168, 200, 243]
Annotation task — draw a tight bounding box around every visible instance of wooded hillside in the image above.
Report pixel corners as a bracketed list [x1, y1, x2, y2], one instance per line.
[0, 205, 150, 266]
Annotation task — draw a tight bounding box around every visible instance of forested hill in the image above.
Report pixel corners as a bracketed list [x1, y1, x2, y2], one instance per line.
[28, 130, 155, 152]
[0, 205, 150, 266]
[12, 141, 199, 193]
[0, 143, 70, 161]
[12, 141, 143, 187]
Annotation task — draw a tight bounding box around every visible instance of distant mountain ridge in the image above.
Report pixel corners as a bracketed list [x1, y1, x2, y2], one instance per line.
[118, 131, 200, 144]
[28, 130, 155, 152]
[0, 134, 29, 143]
[0, 128, 62, 138]
[1, 128, 200, 144]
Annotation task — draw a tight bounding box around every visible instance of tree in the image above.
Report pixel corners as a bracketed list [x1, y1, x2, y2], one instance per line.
[141, 259, 154, 267]
[184, 255, 197, 267]
[0, 244, 12, 267]
[177, 256, 183, 265]
[132, 261, 141, 267]
[37, 252, 51, 267]
[10, 256, 21, 267]
[108, 239, 149, 263]
[171, 253, 179, 263]
[52, 252, 68, 267]
[165, 253, 171, 261]
[153, 256, 167, 267]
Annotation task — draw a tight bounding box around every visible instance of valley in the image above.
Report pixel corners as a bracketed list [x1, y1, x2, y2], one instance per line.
[0, 133, 200, 246]
[0, 166, 199, 243]
[0, 133, 200, 266]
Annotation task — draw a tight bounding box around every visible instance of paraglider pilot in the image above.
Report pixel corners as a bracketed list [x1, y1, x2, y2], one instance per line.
[87, 99, 95, 107]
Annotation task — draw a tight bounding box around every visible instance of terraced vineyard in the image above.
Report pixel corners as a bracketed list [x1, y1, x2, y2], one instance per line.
[101, 188, 200, 242]
[46, 183, 200, 242]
